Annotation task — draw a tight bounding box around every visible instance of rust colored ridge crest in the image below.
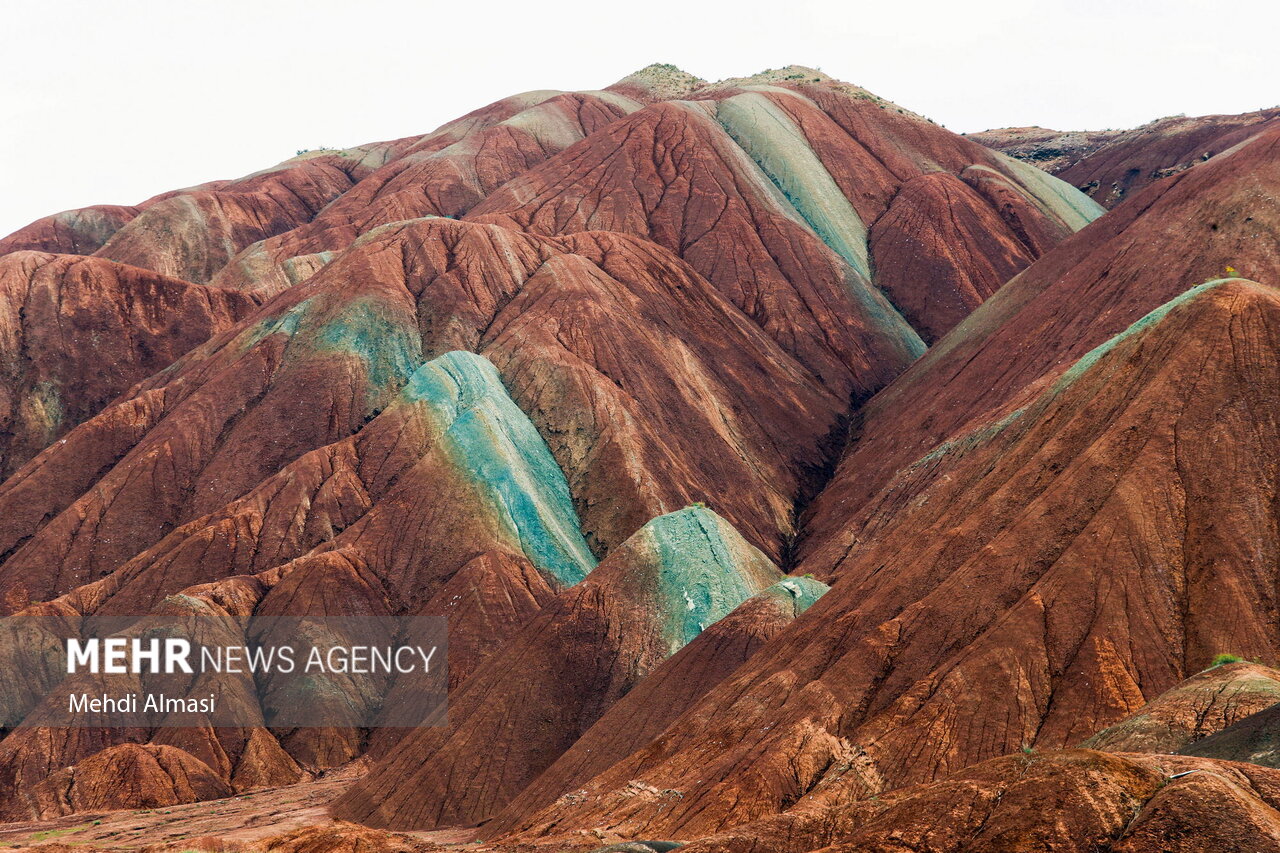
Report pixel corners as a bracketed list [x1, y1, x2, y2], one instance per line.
[0, 88, 642, 490]
[468, 85, 1099, 385]
[0, 205, 141, 256]
[212, 90, 643, 298]
[91, 156, 363, 283]
[0, 85, 568, 281]
[0, 217, 844, 617]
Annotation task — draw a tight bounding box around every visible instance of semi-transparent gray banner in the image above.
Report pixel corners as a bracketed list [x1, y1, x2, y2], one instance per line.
[0, 604, 447, 728]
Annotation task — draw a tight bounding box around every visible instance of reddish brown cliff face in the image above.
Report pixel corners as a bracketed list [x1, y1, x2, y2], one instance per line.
[1, 64, 1276, 853]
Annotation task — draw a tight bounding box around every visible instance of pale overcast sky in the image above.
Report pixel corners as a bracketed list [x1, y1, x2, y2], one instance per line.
[2, 0, 1276, 237]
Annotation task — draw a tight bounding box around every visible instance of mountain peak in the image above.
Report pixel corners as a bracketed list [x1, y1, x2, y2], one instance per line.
[608, 63, 706, 100]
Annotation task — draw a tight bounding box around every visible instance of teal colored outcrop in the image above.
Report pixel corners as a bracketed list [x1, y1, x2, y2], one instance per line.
[972, 159, 1105, 231]
[632, 507, 783, 652]
[312, 296, 422, 399]
[716, 91, 872, 279]
[760, 575, 829, 613]
[713, 93, 925, 359]
[401, 351, 597, 587]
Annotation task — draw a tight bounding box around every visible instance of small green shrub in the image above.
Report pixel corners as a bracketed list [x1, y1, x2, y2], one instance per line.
[1210, 653, 1244, 667]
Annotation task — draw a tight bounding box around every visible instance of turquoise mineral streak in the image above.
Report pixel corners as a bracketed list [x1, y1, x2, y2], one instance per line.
[311, 297, 422, 397]
[761, 575, 829, 613]
[716, 91, 872, 279]
[400, 351, 597, 587]
[1054, 278, 1235, 391]
[640, 506, 782, 652]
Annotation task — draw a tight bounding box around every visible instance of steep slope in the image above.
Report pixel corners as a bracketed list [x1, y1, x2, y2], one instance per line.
[0, 91, 627, 474]
[210, 90, 642, 297]
[91, 155, 362, 283]
[0, 65, 1149, 837]
[450, 127, 1280, 840]
[0, 349, 596, 819]
[0, 217, 844, 616]
[333, 507, 784, 829]
[483, 576, 828, 840]
[0, 86, 560, 273]
[800, 120, 1280, 563]
[500, 273, 1280, 838]
[867, 172, 1036, 342]
[974, 108, 1280, 207]
[471, 78, 1099, 381]
[0, 66, 1097, 530]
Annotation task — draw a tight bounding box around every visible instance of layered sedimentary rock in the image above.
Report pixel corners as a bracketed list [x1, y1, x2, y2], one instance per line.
[0, 349, 594, 818]
[210, 90, 642, 297]
[867, 172, 1036, 342]
[470, 76, 1098, 379]
[3, 63, 1239, 846]
[801, 120, 1280, 562]
[0, 217, 844, 617]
